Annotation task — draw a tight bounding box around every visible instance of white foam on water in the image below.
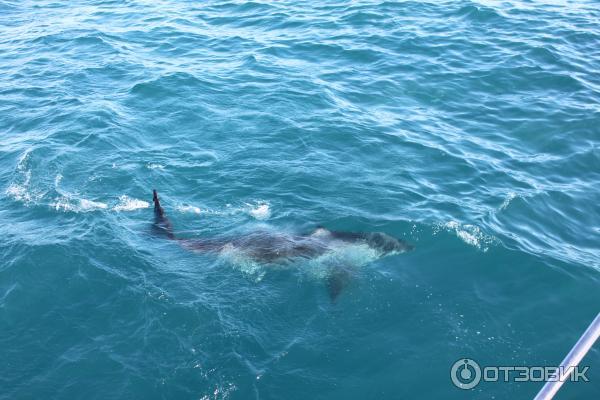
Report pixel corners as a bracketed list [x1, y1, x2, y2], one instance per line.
[51, 197, 71, 212]
[6, 172, 32, 202]
[305, 242, 382, 279]
[438, 221, 495, 251]
[177, 205, 203, 214]
[177, 204, 228, 216]
[246, 202, 271, 220]
[7, 150, 151, 214]
[54, 173, 63, 187]
[310, 227, 331, 238]
[51, 196, 109, 212]
[80, 198, 108, 210]
[49, 172, 109, 212]
[113, 195, 150, 211]
[218, 243, 266, 282]
[146, 163, 165, 170]
[199, 383, 237, 400]
[176, 200, 272, 220]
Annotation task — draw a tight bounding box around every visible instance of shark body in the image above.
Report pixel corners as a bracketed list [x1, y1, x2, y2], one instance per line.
[152, 190, 413, 300]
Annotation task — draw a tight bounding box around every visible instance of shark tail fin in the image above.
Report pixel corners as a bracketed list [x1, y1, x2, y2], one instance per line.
[152, 189, 175, 239]
[153, 189, 163, 215]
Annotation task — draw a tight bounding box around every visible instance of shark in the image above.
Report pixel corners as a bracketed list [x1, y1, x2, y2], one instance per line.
[151, 190, 413, 300]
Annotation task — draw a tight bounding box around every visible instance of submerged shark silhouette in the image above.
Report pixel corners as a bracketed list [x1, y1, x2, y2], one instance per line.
[151, 190, 413, 300]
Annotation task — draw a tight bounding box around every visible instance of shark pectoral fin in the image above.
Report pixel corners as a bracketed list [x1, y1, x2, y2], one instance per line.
[326, 266, 351, 303]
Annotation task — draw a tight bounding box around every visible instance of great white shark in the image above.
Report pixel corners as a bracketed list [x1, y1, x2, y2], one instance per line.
[152, 190, 413, 300]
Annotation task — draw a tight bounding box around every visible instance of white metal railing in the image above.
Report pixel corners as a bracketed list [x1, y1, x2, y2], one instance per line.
[534, 312, 600, 400]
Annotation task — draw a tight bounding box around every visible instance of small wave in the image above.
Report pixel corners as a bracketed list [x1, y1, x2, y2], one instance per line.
[16, 149, 31, 171]
[453, 5, 502, 22]
[499, 192, 517, 210]
[6, 150, 39, 204]
[129, 72, 219, 98]
[113, 196, 150, 211]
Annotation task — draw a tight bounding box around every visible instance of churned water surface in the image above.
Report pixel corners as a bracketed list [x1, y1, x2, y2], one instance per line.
[1, 1, 599, 399]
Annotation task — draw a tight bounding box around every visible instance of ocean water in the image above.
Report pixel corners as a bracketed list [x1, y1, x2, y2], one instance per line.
[1, 0, 599, 399]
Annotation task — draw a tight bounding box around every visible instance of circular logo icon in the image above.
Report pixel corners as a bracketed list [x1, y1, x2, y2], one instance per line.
[451, 358, 482, 389]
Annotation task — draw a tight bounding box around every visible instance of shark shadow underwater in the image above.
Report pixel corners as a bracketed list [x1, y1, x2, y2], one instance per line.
[151, 190, 414, 301]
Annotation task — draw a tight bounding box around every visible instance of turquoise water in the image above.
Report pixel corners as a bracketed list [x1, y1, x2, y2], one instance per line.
[1, 0, 599, 398]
